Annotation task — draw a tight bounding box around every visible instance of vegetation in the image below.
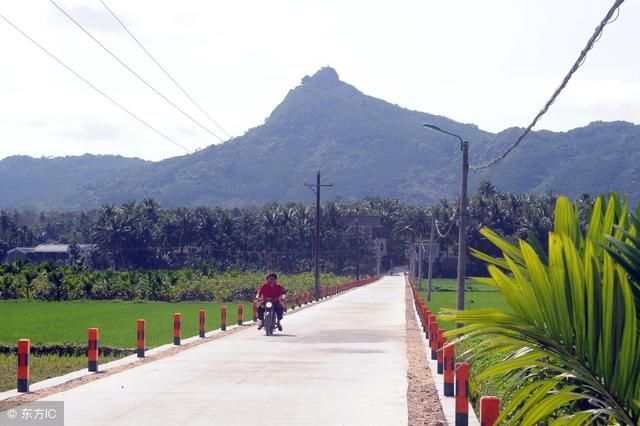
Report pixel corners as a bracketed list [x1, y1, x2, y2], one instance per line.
[0, 300, 255, 348]
[443, 195, 640, 424]
[0, 185, 572, 281]
[418, 279, 510, 330]
[0, 268, 345, 302]
[419, 281, 510, 412]
[0, 353, 121, 392]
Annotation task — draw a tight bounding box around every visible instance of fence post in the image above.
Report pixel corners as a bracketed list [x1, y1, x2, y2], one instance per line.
[456, 362, 470, 426]
[480, 396, 500, 426]
[221, 306, 227, 331]
[137, 319, 145, 358]
[173, 313, 181, 345]
[17, 339, 30, 392]
[252, 301, 258, 321]
[88, 328, 99, 372]
[237, 304, 243, 326]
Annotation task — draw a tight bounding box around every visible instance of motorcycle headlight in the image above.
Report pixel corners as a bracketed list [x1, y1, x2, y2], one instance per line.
[265, 301, 273, 308]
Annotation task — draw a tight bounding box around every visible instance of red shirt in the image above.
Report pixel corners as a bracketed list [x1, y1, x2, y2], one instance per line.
[257, 283, 285, 303]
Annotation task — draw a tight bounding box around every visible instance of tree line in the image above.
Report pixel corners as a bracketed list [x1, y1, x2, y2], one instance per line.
[0, 181, 597, 276]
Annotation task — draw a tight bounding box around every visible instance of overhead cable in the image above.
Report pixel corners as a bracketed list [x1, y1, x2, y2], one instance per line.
[471, 0, 626, 171]
[49, 0, 224, 143]
[0, 12, 191, 153]
[99, 0, 232, 140]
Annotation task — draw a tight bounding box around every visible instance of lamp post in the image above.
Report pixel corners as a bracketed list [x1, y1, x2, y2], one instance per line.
[423, 124, 468, 324]
[403, 226, 416, 280]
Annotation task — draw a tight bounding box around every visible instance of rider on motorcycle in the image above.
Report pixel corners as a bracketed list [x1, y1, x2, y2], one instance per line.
[255, 273, 286, 331]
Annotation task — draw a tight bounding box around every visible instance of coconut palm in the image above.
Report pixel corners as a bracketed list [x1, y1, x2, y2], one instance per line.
[443, 195, 639, 424]
[604, 213, 640, 326]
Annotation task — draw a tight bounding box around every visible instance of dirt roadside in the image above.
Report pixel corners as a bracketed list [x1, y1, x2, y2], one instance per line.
[406, 284, 447, 425]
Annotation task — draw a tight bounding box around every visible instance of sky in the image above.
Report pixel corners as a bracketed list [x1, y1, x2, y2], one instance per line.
[0, 0, 638, 162]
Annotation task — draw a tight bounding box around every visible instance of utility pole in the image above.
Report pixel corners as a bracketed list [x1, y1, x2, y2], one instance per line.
[376, 240, 381, 275]
[427, 214, 435, 301]
[410, 230, 416, 280]
[305, 171, 332, 299]
[424, 123, 469, 327]
[355, 218, 360, 281]
[456, 141, 469, 318]
[417, 242, 422, 290]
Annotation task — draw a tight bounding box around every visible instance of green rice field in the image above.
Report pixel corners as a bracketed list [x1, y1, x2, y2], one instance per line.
[0, 353, 121, 393]
[0, 300, 259, 392]
[416, 278, 510, 330]
[0, 300, 255, 348]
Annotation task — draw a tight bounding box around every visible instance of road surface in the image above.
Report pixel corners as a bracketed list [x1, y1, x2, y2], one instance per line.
[25, 276, 409, 425]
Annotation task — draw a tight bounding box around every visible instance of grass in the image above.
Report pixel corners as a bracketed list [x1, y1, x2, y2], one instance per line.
[0, 300, 261, 392]
[416, 278, 510, 330]
[0, 300, 256, 348]
[418, 278, 511, 413]
[0, 353, 120, 392]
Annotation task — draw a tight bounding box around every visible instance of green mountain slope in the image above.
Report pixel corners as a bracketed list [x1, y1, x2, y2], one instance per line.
[0, 67, 638, 210]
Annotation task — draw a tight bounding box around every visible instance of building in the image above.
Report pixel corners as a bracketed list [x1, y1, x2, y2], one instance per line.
[4, 244, 95, 265]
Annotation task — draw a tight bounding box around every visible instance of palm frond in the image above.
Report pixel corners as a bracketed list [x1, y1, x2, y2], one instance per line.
[461, 195, 640, 424]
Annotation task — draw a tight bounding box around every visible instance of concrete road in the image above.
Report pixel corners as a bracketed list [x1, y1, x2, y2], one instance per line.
[34, 276, 408, 425]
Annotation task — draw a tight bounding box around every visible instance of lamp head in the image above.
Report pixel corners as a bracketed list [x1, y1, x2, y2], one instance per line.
[423, 123, 442, 131]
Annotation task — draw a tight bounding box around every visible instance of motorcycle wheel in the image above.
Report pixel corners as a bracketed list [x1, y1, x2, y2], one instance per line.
[265, 311, 274, 336]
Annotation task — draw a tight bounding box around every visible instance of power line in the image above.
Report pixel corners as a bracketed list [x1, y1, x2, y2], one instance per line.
[49, 0, 224, 143]
[53, 1, 312, 195]
[434, 208, 457, 240]
[98, 0, 232, 140]
[0, 12, 192, 154]
[471, 0, 626, 171]
[93, 1, 291, 188]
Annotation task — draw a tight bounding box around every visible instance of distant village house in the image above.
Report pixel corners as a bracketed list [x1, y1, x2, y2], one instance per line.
[4, 244, 94, 265]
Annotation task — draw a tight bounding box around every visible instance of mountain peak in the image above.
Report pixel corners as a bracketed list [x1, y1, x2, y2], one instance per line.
[301, 67, 340, 86]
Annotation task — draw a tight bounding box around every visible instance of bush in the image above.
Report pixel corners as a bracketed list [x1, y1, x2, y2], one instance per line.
[0, 266, 351, 302]
[0, 276, 17, 299]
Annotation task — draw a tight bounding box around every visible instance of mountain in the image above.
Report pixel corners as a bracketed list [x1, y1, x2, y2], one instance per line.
[0, 67, 638, 211]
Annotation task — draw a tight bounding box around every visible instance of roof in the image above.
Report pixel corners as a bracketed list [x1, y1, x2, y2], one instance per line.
[7, 247, 35, 254]
[32, 244, 95, 253]
[33, 244, 71, 253]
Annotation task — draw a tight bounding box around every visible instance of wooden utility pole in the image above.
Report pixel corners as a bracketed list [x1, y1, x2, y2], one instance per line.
[355, 219, 359, 280]
[305, 171, 332, 299]
[417, 242, 422, 290]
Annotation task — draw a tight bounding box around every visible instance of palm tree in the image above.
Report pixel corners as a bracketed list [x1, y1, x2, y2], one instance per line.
[443, 195, 639, 424]
[23, 268, 38, 299]
[603, 213, 640, 325]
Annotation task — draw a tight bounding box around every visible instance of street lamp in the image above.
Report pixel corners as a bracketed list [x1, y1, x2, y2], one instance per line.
[396, 225, 415, 278]
[423, 123, 469, 324]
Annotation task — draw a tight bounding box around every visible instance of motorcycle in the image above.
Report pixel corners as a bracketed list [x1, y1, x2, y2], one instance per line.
[262, 298, 278, 336]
